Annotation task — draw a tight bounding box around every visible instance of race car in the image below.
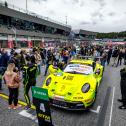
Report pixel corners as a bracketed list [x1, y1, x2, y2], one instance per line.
[42, 57, 103, 110]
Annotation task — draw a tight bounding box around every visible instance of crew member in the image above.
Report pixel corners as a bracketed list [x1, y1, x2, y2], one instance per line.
[23, 55, 38, 109]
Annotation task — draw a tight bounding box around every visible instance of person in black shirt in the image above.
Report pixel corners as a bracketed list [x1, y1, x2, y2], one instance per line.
[0, 50, 9, 90]
[118, 67, 126, 109]
[40, 48, 46, 66]
[107, 48, 112, 65]
[44, 52, 54, 76]
[112, 47, 119, 67]
[116, 49, 123, 67]
[23, 56, 38, 109]
[20, 50, 26, 69]
[124, 48, 126, 65]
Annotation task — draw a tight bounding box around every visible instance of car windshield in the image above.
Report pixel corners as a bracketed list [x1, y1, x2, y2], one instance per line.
[64, 63, 93, 75]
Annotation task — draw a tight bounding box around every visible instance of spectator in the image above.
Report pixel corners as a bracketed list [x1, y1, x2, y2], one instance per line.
[101, 51, 107, 69]
[107, 47, 112, 65]
[34, 51, 42, 75]
[3, 63, 21, 109]
[112, 47, 119, 67]
[40, 49, 46, 66]
[0, 50, 9, 68]
[124, 48, 126, 65]
[118, 66, 126, 109]
[44, 51, 54, 76]
[20, 50, 26, 69]
[62, 49, 69, 64]
[116, 49, 123, 67]
[0, 50, 9, 90]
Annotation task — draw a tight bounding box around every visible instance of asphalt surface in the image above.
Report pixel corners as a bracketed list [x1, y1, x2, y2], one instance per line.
[0, 63, 126, 126]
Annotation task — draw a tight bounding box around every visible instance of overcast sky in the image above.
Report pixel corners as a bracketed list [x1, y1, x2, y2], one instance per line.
[2, 0, 126, 32]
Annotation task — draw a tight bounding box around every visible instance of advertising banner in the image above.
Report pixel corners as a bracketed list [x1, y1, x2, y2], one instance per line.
[8, 35, 13, 48]
[28, 37, 33, 48]
[40, 38, 45, 48]
[32, 87, 53, 126]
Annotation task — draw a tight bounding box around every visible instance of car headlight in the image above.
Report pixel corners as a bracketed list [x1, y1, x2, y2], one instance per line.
[46, 77, 51, 86]
[54, 72, 63, 76]
[95, 69, 100, 75]
[81, 83, 90, 93]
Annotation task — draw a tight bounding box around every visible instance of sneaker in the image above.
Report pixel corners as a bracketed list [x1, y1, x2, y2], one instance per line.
[13, 104, 22, 110]
[119, 105, 126, 109]
[13, 106, 17, 110]
[8, 105, 13, 109]
[25, 105, 31, 110]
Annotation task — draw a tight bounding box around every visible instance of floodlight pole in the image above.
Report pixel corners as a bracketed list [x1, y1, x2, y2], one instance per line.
[26, 0, 28, 13]
[65, 16, 68, 41]
[66, 15, 68, 25]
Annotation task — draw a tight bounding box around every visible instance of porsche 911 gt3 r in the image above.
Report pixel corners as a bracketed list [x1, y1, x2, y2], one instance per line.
[42, 57, 103, 110]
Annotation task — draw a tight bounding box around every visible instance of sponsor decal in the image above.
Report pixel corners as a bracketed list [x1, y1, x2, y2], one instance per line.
[73, 97, 83, 99]
[32, 87, 53, 126]
[53, 95, 65, 101]
[64, 64, 93, 74]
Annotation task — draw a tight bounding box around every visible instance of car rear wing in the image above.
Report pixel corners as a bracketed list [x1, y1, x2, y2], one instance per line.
[76, 55, 93, 60]
[74, 55, 103, 64]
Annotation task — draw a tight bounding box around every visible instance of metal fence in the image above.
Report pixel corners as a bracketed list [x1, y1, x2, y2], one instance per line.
[0, 0, 71, 28]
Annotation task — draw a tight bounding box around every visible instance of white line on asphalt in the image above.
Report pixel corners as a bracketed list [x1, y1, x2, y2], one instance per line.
[19, 110, 37, 121]
[109, 87, 115, 126]
[90, 105, 101, 114]
[19, 110, 58, 126]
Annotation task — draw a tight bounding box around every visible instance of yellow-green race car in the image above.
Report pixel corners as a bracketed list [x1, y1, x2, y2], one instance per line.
[42, 57, 103, 110]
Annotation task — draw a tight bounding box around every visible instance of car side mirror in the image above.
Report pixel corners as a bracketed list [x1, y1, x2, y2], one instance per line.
[95, 69, 100, 75]
[53, 66, 58, 70]
[49, 65, 58, 74]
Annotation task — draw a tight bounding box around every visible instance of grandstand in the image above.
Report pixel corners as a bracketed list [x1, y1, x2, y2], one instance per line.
[73, 29, 97, 40]
[72, 29, 97, 45]
[0, 1, 71, 48]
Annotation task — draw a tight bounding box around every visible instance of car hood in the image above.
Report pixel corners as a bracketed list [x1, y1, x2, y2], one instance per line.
[48, 72, 93, 97]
